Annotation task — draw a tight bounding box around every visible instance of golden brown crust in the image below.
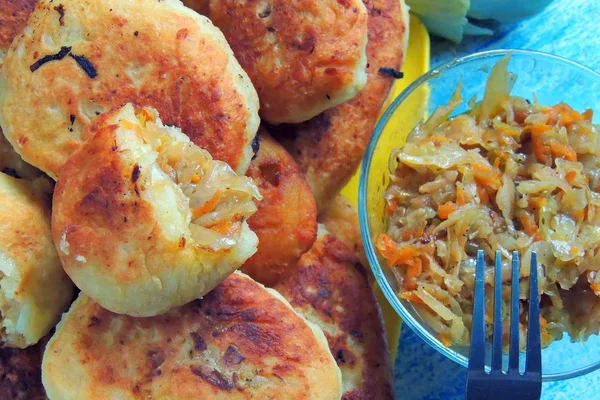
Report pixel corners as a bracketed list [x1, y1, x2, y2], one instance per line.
[51, 112, 162, 283]
[242, 130, 317, 286]
[319, 195, 368, 266]
[0, 0, 259, 178]
[0, 335, 49, 400]
[0, 0, 37, 55]
[42, 272, 342, 400]
[51, 104, 258, 317]
[275, 235, 394, 400]
[200, 0, 368, 124]
[271, 0, 409, 212]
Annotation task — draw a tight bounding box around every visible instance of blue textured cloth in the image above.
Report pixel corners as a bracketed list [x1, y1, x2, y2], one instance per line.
[393, 0, 600, 398]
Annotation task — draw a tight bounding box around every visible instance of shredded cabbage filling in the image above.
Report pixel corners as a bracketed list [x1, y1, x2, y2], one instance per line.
[136, 109, 261, 252]
[379, 55, 600, 348]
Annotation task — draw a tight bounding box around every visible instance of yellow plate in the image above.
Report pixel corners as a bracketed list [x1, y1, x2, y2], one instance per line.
[340, 14, 430, 363]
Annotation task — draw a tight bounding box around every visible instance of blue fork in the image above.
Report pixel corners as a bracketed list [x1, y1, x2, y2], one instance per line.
[466, 250, 542, 400]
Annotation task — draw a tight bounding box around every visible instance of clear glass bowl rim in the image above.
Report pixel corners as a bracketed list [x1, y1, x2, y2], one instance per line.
[358, 48, 600, 381]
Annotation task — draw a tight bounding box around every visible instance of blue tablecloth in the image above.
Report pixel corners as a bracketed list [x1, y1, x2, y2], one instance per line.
[393, 0, 600, 398]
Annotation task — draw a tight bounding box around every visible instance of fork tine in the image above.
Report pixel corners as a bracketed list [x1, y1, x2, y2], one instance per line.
[491, 250, 503, 371]
[526, 251, 542, 374]
[508, 251, 520, 371]
[469, 250, 486, 371]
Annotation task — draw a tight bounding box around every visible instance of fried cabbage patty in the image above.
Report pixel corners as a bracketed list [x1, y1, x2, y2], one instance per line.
[242, 130, 317, 286]
[52, 104, 260, 317]
[42, 272, 342, 400]
[0, 173, 73, 348]
[0, 0, 259, 178]
[272, 0, 410, 213]
[185, 0, 368, 124]
[276, 232, 394, 399]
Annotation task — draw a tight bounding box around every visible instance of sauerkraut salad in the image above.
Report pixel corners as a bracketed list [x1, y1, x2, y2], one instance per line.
[378, 55, 600, 348]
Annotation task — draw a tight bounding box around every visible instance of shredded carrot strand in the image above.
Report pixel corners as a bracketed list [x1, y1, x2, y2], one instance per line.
[529, 197, 547, 212]
[477, 185, 490, 205]
[550, 142, 577, 161]
[498, 125, 521, 138]
[406, 258, 423, 278]
[400, 291, 426, 305]
[545, 103, 584, 125]
[542, 330, 552, 343]
[493, 157, 501, 170]
[192, 191, 222, 218]
[439, 334, 452, 348]
[401, 230, 412, 241]
[394, 246, 420, 263]
[376, 234, 432, 283]
[210, 221, 233, 234]
[529, 125, 552, 165]
[456, 185, 467, 206]
[472, 162, 502, 189]
[386, 198, 399, 215]
[136, 109, 155, 125]
[514, 111, 528, 125]
[376, 234, 401, 265]
[519, 213, 543, 242]
[438, 202, 456, 220]
[565, 170, 577, 184]
[402, 225, 426, 241]
[540, 317, 552, 343]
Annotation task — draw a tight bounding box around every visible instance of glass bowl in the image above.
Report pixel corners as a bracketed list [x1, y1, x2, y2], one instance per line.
[358, 49, 600, 381]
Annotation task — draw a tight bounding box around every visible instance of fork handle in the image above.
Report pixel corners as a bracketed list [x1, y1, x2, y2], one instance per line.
[466, 379, 542, 400]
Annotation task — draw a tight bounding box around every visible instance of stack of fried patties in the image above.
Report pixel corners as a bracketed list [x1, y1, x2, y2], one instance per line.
[0, 0, 409, 398]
